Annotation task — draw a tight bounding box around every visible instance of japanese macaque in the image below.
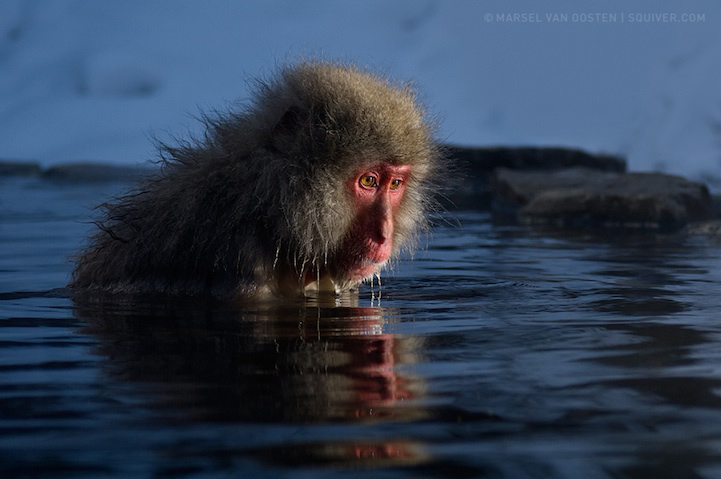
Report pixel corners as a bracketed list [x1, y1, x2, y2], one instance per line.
[71, 61, 444, 299]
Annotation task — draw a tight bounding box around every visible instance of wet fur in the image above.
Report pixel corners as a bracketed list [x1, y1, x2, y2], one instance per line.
[71, 62, 443, 298]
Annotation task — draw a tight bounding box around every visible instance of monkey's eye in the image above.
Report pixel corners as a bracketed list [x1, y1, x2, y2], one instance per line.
[389, 179, 403, 191]
[359, 175, 378, 188]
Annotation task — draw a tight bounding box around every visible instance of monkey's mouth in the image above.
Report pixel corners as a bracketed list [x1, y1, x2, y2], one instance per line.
[364, 239, 393, 263]
[364, 251, 390, 265]
[332, 236, 393, 284]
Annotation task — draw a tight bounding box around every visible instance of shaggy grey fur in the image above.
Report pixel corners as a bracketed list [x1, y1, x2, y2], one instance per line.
[71, 62, 443, 299]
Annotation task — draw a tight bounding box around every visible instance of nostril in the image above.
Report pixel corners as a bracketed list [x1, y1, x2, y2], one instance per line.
[376, 225, 391, 244]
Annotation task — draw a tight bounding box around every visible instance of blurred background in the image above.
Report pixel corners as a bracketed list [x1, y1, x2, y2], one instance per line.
[1, 0, 719, 187]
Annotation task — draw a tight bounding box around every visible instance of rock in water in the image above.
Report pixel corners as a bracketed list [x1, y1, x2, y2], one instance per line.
[491, 167, 711, 231]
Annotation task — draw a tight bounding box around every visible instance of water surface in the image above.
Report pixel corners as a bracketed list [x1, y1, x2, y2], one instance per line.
[2, 175, 721, 478]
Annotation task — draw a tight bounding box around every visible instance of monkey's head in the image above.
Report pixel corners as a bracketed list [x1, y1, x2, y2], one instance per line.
[239, 62, 442, 295]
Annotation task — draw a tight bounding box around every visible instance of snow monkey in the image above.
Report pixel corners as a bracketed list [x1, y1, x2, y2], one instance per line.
[71, 61, 444, 299]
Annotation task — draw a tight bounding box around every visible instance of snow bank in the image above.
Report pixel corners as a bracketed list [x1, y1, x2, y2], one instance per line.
[0, 0, 719, 187]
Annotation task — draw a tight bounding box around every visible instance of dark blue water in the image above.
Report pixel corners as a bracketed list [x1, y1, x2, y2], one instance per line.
[3, 175, 721, 478]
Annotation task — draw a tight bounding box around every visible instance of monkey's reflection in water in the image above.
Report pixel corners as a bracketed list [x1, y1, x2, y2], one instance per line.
[75, 293, 428, 468]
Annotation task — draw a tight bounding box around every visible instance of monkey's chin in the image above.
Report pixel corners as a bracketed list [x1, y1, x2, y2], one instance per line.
[347, 260, 387, 284]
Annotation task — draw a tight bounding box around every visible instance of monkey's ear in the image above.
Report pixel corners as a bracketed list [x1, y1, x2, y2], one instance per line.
[273, 106, 304, 134]
[269, 105, 332, 154]
[267, 106, 306, 154]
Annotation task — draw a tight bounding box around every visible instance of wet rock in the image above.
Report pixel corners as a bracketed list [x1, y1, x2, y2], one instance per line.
[685, 220, 721, 236]
[491, 167, 712, 231]
[41, 163, 154, 182]
[442, 145, 625, 209]
[491, 167, 618, 207]
[711, 194, 721, 217]
[0, 160, 42, 176]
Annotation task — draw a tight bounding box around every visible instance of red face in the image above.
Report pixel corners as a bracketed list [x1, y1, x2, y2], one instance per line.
[335, 163, 411, 283]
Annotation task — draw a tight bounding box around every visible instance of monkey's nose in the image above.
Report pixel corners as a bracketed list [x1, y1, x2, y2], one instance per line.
[374, 194, 394, 240]
[379, 216, 393, 244]
[374, 204, 393, 244]
[370, 225, 393, 264]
